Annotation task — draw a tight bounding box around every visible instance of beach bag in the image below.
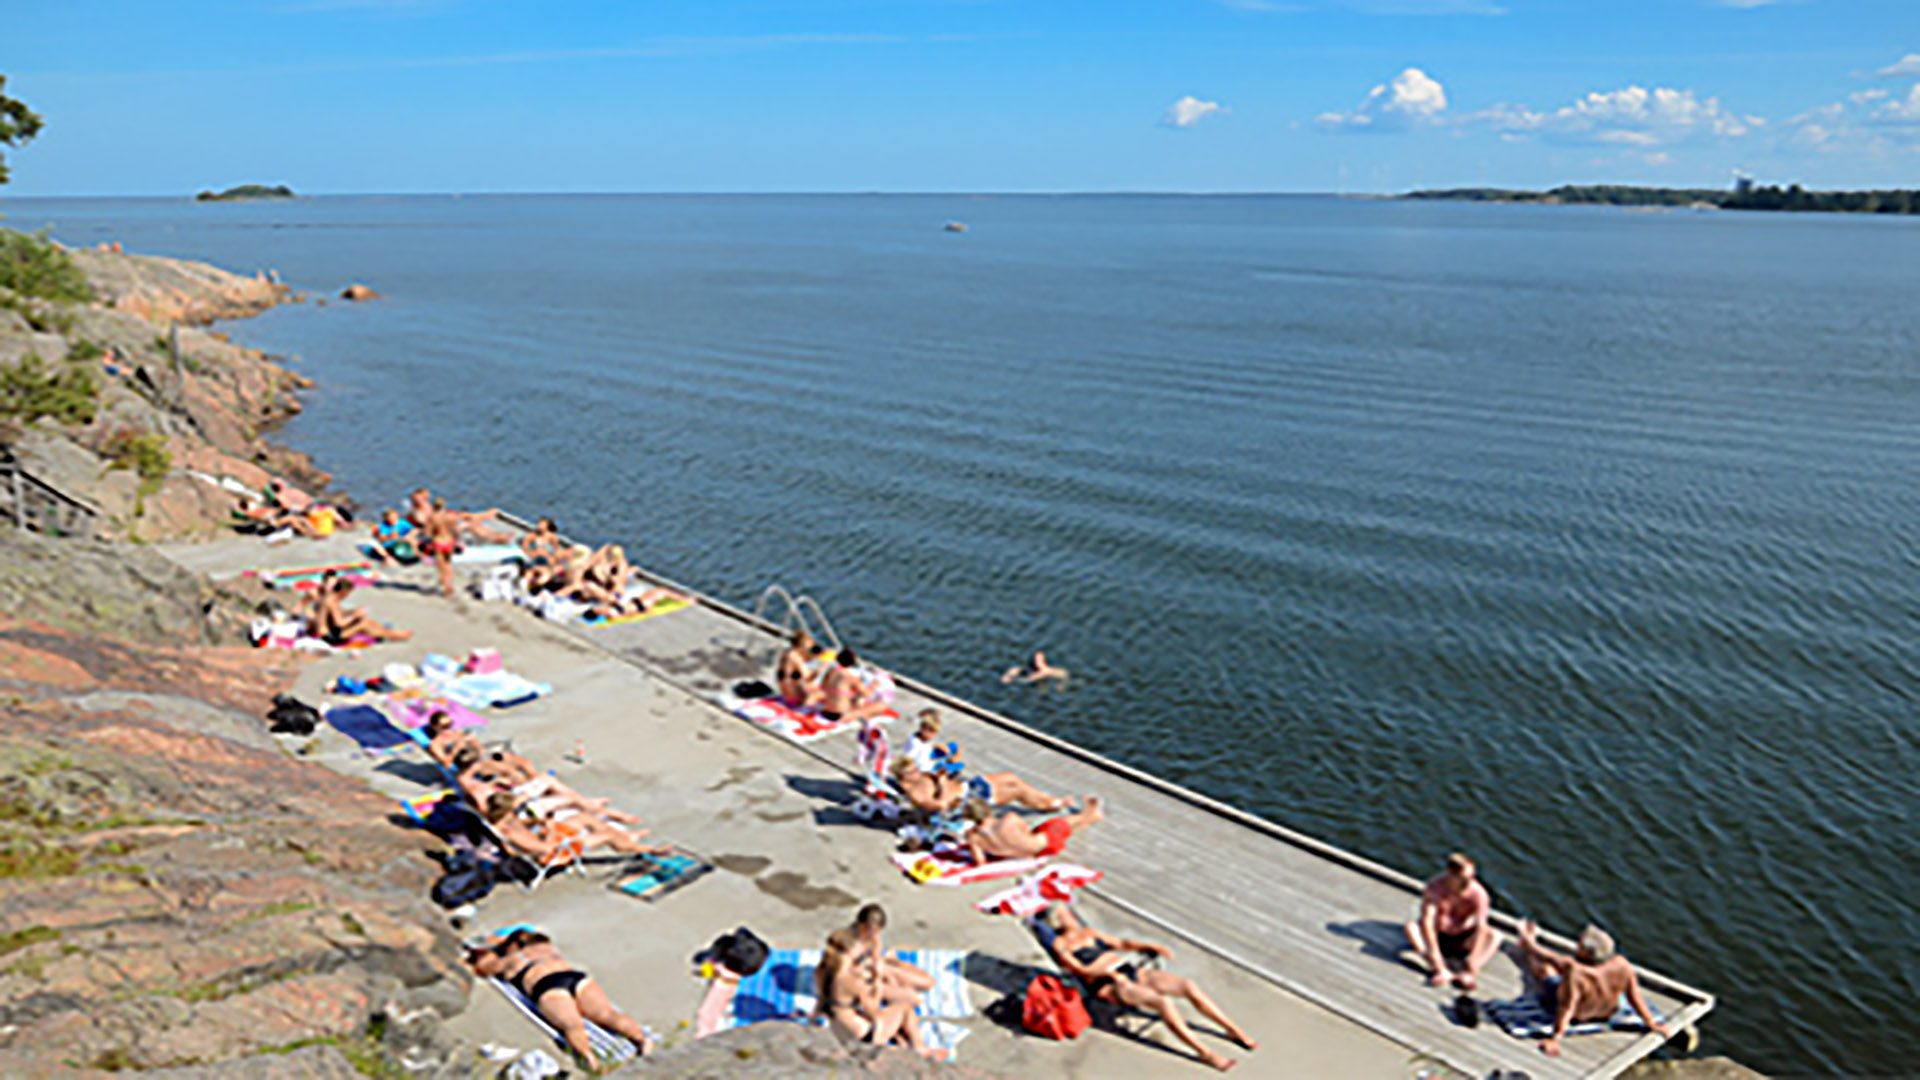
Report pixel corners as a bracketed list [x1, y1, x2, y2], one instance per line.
[430, 850, 497, 908]
[708, 926, 770, 977]
[265, 693, 320, 736]
[1021, 974, 1090, 1040]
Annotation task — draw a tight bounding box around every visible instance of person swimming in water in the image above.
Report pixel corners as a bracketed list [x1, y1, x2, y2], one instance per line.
[1002, 650, 1069, 684]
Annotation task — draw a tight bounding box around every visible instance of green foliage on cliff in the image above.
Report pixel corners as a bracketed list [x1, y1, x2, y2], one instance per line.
[0, 228, 93, 305]
[105, 427, 172, 495]
[1407, 183, 1920, 216]
[0, 353, 100, 429]
[195, 183, 296, 202]
[0, 75, 43, 186]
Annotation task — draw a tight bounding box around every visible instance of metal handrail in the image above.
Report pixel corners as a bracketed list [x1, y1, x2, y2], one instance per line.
[739, 584, 844, 667]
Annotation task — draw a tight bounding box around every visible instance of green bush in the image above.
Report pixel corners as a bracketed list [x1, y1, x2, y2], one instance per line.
[104, 427, 171, 495]
[66, 339, 103, 363]
[0, 228, 91, 305]
[0, 353, 99, 427]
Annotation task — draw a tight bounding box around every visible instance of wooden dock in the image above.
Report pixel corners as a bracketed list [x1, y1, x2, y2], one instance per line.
[528, 556, 1717, 1080]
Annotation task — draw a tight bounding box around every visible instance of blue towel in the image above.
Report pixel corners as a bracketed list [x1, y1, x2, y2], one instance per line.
[614, 853, 709, 901]
[323, 704, 410, 750]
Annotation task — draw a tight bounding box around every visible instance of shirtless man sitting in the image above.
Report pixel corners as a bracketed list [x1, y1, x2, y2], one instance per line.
[847, 902, 933, 1004]
[310, 577, 412, 644]
[819, 648, 890, 725]
[1517, 920, 1670, 1058]
[964, 796, 1103, 864]
[1404, 852, 1501, 990]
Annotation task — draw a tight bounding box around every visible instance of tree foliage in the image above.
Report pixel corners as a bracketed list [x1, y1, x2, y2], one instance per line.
[0, 353, 100, 429]
[0, 74, 44, 186]
[0, 229, 93, 305]
[1408, 183, 1920, 216]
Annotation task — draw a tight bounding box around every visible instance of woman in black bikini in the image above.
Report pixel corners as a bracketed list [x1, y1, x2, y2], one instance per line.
[1044, 904, 1255, 1072]
[777, 630, 822, 707]
[469, 929, 653, 1068]
[814, 928, 947, 1061]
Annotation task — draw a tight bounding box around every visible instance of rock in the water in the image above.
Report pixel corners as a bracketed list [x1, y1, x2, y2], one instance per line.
[339, 283, 380, 301]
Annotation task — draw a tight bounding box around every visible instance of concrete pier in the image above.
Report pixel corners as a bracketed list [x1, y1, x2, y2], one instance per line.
[159, 531, 1713, 1078]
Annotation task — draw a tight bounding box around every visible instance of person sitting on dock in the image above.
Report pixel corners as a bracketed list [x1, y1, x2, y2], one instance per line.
[964, 796, 1102, 863]
[311, 577, 412, 644]
[777, 630, 825, 708]
[819, 648, 890, 725]
[567, 543, 685, 619]
[1042, 903, 1255, 1072]
[1404, 852, 1501, 991]
[848, 902, 934, 1003]
[365, 508, 420, 565]
[1516, 920, 1670, 1058]
[518, 516, 567, 591]
[891, 752, 1071, 817]
[467, 928, 655, 1068]
[1001, 650, 1069, 684]
[815, 927, 948, 1062]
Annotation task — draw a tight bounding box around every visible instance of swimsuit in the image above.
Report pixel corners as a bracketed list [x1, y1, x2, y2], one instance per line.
[1437, 927, 1476, 960]
[509, 963, 588, 1002]
[1067, 939, 1138, 997]
[1036, 818, 1073, 857]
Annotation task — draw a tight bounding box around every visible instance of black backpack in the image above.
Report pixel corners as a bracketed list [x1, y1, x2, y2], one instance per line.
[706, 926, 770, 977]
[266, 693, 320, 736]
[430, 849, 497, 908]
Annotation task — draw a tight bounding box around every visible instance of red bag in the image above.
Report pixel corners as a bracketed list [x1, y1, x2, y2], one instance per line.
[1021, 973, 1091, 1040]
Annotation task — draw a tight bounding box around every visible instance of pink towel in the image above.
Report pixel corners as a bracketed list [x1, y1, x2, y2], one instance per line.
[388, 696, 487, 730]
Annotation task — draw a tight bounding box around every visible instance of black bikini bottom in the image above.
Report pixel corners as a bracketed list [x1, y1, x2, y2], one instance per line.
[530, 969, 588, 1001]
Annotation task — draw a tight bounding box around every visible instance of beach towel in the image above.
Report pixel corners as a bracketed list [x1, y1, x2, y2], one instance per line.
[453, 543, 525, 565]
[323, 704, 411, 751]
[890, 848, 1049, 887]
[487, 977, 643, 1067]
[720, 947, 971, 1057]
[434, 670, 552, 710]
[611, 850, 711, 901]
[398, 788, 456, 825]
[583, 596, 690, 628]
[254, 561, 377, 590]
[733, 697, 897, 743]
[975, 864, 1105, 917]
[388, 696, 488, 731]
[1485, 988, 1663, 1040]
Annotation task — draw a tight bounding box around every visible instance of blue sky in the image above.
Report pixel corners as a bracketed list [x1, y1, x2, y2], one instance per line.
[5, 0, 1919, 194]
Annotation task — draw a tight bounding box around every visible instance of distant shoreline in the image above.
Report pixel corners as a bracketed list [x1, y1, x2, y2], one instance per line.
[1405, 183, 1920, 216]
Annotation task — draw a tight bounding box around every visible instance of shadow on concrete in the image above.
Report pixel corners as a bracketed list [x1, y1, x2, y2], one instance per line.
[1326, 919, 1421, 971]
[374, 759, 449, 787]
[783, 773, 884, 829]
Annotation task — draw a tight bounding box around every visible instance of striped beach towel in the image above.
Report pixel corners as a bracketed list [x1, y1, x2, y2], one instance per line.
[722, 947, 972, 1057]
[890, 849, 1049, 887]
[732, 697, 898, 743]
[1485, 988, 1663, 1040]
[487, 976, 644, 1066]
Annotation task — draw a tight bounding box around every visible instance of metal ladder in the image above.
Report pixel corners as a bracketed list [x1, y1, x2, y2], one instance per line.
[740, 584, 844, 667]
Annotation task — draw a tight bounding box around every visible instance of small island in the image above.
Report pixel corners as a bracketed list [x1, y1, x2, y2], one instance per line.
[194, 183, 296, 202]
[1406, 182, 1919, 216]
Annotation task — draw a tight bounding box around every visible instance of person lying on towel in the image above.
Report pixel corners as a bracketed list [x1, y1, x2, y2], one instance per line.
[1043, 903, 1256, 1072]
[963, 796, 1103, 864]
[468, 928, 654, 1068]
[562, 543, 685, 620]
[450, 744, 641, 825]
[890, 752, 1069, 817]
[1517, 920, 1670, 1058]
[482, 792, 667, 865]
[310, 576, 411, 644]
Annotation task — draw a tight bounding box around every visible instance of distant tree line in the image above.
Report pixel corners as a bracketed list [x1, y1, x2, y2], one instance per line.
[1406, 184, 1920, 216]
[195, 184, 296, 202]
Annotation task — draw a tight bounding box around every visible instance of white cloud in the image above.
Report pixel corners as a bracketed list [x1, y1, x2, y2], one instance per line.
[1163, 96, 1226, 128]
[1472, 85, 1756, 147]
[1317, 67, 1448, 132]
[1877, 53, 1920, 78]
[1875, 83, 1920, 125]
[1850, 88, 1891, 106]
